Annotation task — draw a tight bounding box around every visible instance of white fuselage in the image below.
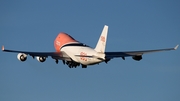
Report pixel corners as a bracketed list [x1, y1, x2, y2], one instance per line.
[61, 44, 105, 65]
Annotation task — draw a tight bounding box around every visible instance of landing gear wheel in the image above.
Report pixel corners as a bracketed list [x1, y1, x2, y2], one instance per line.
[81, 64, 87, 68]
[55, 59, 58, 64]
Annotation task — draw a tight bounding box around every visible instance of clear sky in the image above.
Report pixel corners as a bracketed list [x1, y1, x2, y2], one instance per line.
[0, 0, 180, 101]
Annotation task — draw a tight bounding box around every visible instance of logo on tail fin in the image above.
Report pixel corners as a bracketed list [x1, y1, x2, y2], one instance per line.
[101, 36, 105, 42]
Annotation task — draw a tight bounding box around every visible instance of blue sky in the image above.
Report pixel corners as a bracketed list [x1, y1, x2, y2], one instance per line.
[0, 0, 180, 101]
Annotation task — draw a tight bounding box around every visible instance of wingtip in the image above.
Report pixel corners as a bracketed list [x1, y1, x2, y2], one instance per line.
[2, 45, 4, 51]
[104, 25, 108, 27]
[174, 44, 179, 50]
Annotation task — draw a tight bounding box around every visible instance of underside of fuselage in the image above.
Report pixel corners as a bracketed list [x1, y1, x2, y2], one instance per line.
[60, 59, 104, 68]
[59, 44, 104, 68]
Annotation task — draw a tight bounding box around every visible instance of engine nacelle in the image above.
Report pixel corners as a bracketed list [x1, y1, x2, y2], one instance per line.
[17, 53, 27, 62]
[36, 56, 46, 62]
[132, 55, 142, 61]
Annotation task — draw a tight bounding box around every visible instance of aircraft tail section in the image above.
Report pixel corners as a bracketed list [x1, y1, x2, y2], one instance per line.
[94, 25, 108, 53]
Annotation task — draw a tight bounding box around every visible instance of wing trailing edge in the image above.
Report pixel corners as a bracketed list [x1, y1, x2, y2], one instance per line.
[105, 45, 179, 59]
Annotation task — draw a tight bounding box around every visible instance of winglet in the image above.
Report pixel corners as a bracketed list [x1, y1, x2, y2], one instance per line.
[174, 45, 179, 50]
[2, 45, 4, 51]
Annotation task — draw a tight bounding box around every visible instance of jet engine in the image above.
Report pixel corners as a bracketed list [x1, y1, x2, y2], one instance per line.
[36, 56, 46, 62]
[17, 53, 27, 61]
[132, 55, 142, 61]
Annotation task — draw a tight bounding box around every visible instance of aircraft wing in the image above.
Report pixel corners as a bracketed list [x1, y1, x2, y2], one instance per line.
[2, 46, 71, 60]
[105, 45, 179, 58]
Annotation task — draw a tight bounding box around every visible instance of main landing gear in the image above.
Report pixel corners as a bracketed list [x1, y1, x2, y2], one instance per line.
[81, 64, 87, 68]
[54, 59, 87, 68]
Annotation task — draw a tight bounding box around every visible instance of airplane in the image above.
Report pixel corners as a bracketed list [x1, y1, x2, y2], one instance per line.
[2, 25, 179, 68]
